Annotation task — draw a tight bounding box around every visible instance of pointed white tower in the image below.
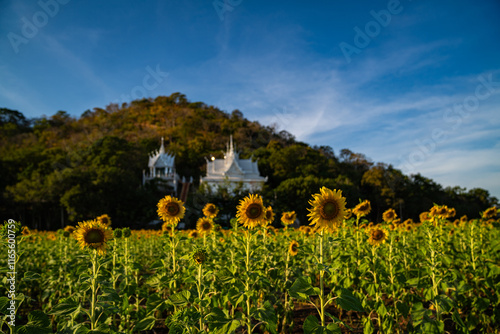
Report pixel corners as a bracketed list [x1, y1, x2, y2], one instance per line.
[142, 137, 179, 194]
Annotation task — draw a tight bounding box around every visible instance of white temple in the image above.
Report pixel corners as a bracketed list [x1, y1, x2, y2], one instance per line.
[142, 138, 179, 194]
[200, 136, 267, 193]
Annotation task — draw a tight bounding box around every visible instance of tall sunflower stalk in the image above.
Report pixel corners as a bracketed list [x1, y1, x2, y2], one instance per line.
[73, 219, 113, 330]
[307, 187, 347, 327]
[236, 194, 268, 334]
[157, 195, 185, 289]
[190, 247, 210, 331]
[283, 240, 299, 331]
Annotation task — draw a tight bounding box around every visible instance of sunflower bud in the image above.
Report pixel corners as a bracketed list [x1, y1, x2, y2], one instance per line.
[192, 249, 208, 265]
[122, 227, 131, 238]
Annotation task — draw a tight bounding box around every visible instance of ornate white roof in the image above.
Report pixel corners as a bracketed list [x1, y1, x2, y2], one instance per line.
[148, 137, 175, 168]
[202, 136, 267, 184]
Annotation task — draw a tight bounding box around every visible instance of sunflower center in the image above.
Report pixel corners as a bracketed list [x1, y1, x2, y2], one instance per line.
[202, 221, 211, 231]
[165, 202, 180, 216]
[321, 201, 339, 220]
[246, 203, 263, 219]
[372, 229, 384, 241]
[84, 229, 105, 244]
[291, 244, 298, 252]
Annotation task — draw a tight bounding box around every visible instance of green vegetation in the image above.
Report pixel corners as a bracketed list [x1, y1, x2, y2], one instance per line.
[0, 94, 497, 229]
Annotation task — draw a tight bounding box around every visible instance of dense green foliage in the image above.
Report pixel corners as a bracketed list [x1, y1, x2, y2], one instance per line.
[0, 94, 497, 229]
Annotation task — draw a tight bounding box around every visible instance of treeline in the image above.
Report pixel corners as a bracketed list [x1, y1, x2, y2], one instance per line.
[0, 93, 497, 229]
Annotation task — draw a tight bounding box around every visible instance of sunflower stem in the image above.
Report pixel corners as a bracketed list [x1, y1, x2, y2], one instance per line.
[319, 229, 325, 327]
[197, 263, 203, 331]
[245, 230, 253, 334]
[90, 249, 98, 330]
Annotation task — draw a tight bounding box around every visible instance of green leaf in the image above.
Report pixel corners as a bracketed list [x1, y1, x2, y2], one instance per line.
[303, 315, 322, 334]
[133, 316, 156, 331]
[289, 276, 317, 300]
[168, 290, 191, 306]
[50, 297, 79, 316]
[336, 288, 364, 312]
[363, 317, 374, 334]
[27, 310, 50, 328]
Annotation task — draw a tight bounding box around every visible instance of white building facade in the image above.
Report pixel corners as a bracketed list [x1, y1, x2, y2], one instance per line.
[142, 138, 179, 194]
[200, 136, 267, 193]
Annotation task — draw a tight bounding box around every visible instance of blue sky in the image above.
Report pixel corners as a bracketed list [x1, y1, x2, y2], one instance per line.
[1, 0, 500, 200]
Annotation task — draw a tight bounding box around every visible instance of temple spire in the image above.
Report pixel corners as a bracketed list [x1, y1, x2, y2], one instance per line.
[159, 137, 165, 154]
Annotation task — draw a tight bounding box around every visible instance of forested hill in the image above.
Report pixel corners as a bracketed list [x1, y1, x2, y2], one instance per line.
[1, 93, 497, 229]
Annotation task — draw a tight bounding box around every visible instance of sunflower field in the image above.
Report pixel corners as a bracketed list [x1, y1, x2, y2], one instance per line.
[1, 188, 500, 333]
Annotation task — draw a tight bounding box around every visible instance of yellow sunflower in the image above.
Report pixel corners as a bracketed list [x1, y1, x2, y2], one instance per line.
[161, 222, 173, 236]
[74, 219, 113, 255]
[64, 225, 75, 234]
[368, 227, 387, 246]
[97, 214, 111, 227]
[482, 207, 497, 220]
[281, 211, 296, 226]
[344, 208, 353, 220]
[382, 208, 397, 223]
[203, 203, 219, 219]
[21, 226, 31, 236]
[196, 217, 213, 235]
[236, 194, 267, 229]
[263, 206, 275, 226]
[460, 215, 468, 224]
[353, 200, 371, 217]
[289, 240, 299, 256]
[188, 230, 199, 238]
[157, 195, 185, 225]
[307, 187, 347, 231]
[419, 211, 431, 224]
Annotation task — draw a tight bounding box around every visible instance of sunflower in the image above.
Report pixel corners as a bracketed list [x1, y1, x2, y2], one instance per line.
[353, 200, 371, 217]
[344, 208, 353, 220]
[236, 194, 267, 229]
[64, 225, 75, 234]
[263, 206, 275, 226]
[482, 207, 497, 220]
[382, 208, 397, 223]
[97, 214, 111, 227]
[368, 227, 387, 246]
[460, 215, 468, 224]
[157, 195, 185, 225]
[196, 217, 213, 235]
[162, 222, 173, 236]
[300, 226, 312, 236]
[403, 218, 414, 225]
[203, 203, 219, 219]
[113, 228, 123, 239]
[188, 230, 199, 238]
[47, 233, 57, 241]
[21, 226, 31, 236]
[307, 187, 347, 231]
[419, 211, 431, 224]
[289, 240, 299, 256]
[192, 249, 208, 265]
[281, 211, 296, 226]
[74, 219, 113, 255]
[122, 227, 131, 238]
